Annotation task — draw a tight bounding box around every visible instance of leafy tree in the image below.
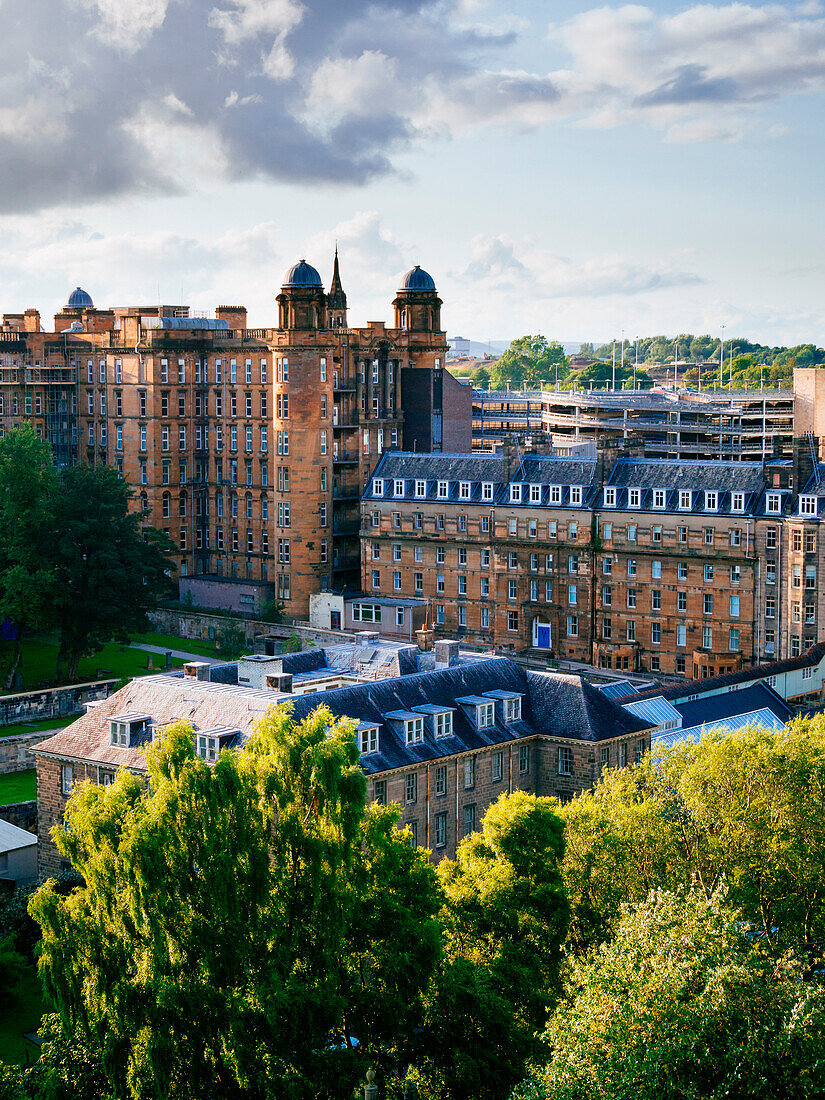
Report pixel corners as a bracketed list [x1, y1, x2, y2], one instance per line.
[51, 464, 176, 680]
[473, 366, 490, 387]
[0, 933, 27, 1001]
[0, 425, 59, 689]
[559, 717, 825, 956]
[538, 888, 825, 1100]
[29, 705, 442, 1100]
[216, 624, 248, 659]
[416, 792, 569, 1100]
[282, 632, 302, 653]
[489, 336, 569, 385]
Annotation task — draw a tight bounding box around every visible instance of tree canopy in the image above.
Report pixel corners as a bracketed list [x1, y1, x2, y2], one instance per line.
[29, 706, 443, 1100]
[488, 336, 569, 384]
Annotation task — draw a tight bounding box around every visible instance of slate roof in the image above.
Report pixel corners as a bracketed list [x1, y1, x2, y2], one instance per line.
[673, 683, 792, 729]
[654, 707, 787, 750]
[513, 455, 597, 488]
[34, 658, 649, 777]
[0, 819, 37, 854]
[603, 458, 768, 516]
[634, 642, 825, 702]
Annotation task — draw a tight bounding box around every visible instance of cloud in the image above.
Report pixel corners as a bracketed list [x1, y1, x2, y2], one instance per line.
[2, 0, 825, 215]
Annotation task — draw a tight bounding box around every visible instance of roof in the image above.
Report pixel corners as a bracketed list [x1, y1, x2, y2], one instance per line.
[144, 317, 230, 331]
[399, 265, 436, 292]
[673, 683, 792, 729]
[599, 679, 642, 700]
[35, 658, 649, 777]
[0, 819, 37, 854]
[623, 695, 683, 729]
[604, 457, 767, 515]
[635, 642, 825, 702]
[283, 259, 323, 288]
[66, 286, 93, 309]
[654, 707, 787, 750]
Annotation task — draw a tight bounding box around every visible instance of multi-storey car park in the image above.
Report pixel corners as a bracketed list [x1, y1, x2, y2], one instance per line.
[472, 385, 795, 460]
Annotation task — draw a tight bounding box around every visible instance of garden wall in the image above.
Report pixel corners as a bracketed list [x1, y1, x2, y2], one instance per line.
[149, 609, 356, 651]
[0, 800, 37, 832]
[0, 680, 119, 728]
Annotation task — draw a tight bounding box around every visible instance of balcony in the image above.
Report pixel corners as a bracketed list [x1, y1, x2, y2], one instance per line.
[333, 452, 358, 465]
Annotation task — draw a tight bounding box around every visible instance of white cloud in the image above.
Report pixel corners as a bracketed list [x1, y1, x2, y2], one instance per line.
[81, 0, 170, 51]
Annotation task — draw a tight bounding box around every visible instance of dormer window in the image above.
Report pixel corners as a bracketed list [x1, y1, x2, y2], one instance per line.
[603, 487, 616, 507]
[459, 481, 471, 500]
[550, 485, 562, 504]
[505, 697, 521, 722]
[109, 712, 150, 747]
[703, 490, 717, 511]
[415, 479, 427, 498]
[628, 488, 641, 509]
[373, 478, 384, 496]
[358, 725, 380, 754]
[435, 711, 452, 738]
[477, 703, 494, 728]
[510, 483, 522, 503]
[570, 486, 583, 506]
[393, 479, 404, 497]
[679, 490, 692, 510]
[530, 484, 541, 504]
[653, 489, 666, 509]
[766, 492, 782, 514]
[195, 726, 240, 763]
[800, 495, 817, 515]
[437, 480, 449, 499]
[731, 491, 745, 513]
[481, 482, 494, 501]
[411, 704, 454, 738]
[405, 717, 424, 745]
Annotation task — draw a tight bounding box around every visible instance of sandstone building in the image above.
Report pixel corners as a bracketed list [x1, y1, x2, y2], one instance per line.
[0, 259, 471, 617]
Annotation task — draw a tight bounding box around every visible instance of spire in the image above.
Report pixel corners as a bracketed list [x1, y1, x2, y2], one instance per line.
[327, 245, 347, 327]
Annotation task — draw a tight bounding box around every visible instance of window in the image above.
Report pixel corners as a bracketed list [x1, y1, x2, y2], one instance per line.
[603, 487, 616, 507]
[705, 490, 718, 511]
[627, 559, 637, 577]
[651, 622, 661, 644]
[703, 625, 713, 649]
[766, 527, 778, 550]
[464, 757, 475, 789]
[806, 565, 817, 589]
[653, 489, 666, 509]
[477, 703, 494, 728]
[567, 614, 578, 637]
[602, 617, 612, 639]
[437, 480, 449, 499]
[678, 525, 687, 544]
[394, 478, 404, 497]
[463, 804, 476, 837]
[652, 525, 662, 543]
[652, 589, 661, 610]
[678, 562, 688, 580]
[800, 496, 817, 515]
[415, 479, 426, 498]
[435, 812, 447, 848]
[628, 488, 641, 509]
[519, 744, 529, 774]
[405, 774, 417, 803]
[730, 595, 740, 617]
[704, 564, 714, 582]
[61, 764, 73, 795]
[703, 593, 714, 615]
[460, 480, 471, 500]
[550, 485, 562, 504]
[373, 478, 384, 497]
[510, 483, 522, 503]
[359, 727, 379, 754]
[766, 492, 781, 514]
[435, 765, 447, 796]
[617, 743, 628, 767]
[766, 597, 776, 618]
[491, 750, 503, 782]
[558, 746, 573, 776]
[732, 492, 745, 512]
[806, 531, 817, 553]
[628, 524, 637, 542]
[602, 522, 612, 540]
[505, 697, 521, 723]
[677, 590, 687, 612]
[627, 589, 637, 609]
[482, 482, 494, 501]
[626, 620, 636, 642]
[570, 485, 583, 506]
[508, 610, 519, 632]
[676, 624, 687, 646]
[729, 627, 740, 651]
[730, 528, 742, 547]
[679, 490, 692, 510]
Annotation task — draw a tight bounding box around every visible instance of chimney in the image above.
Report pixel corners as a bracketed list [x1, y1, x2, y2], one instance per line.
[357, 630, 379, 647]
[434, 639, 459, 668]
[23, 308, 40, 333]
[215, 305, 247, 331]
[415, 627, 434, 652]
[278, 673, 293, 693]
[184, 661, 210, 681]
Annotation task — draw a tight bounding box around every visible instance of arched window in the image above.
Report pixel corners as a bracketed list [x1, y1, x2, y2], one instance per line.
[139, 492, 148, 514]
[162, 491, 171, 518]
[400, 308, 407, 331]
[231, 492, 238, 518]
[245, 493, 253, 519]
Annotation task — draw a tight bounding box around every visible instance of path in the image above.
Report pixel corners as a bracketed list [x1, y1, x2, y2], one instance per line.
[127, 643, 224, 665]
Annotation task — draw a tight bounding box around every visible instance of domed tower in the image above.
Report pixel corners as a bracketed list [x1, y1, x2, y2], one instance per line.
[393, 265, 442, 333]
[326, 246, 347, 329]
[277, 260, 326, 330]
[66, 286, 94, 310]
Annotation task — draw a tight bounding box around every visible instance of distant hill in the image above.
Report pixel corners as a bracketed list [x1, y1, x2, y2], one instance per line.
[448, 337, 582, 358]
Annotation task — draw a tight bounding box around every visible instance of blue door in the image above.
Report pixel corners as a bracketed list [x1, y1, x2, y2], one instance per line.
[536, 625, 551, 648]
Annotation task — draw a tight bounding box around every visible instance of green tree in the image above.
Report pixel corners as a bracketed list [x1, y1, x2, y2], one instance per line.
[416, 792, 569, 1100]
[539, 888, 825, 1100]
[0, 425, 59, 689]
[216, 624, 248, 659]
[51, 464, 176, 680]
[559, 717, 825, 956]
[489, 337, 569, 385]
[29, 705, 442, 1099]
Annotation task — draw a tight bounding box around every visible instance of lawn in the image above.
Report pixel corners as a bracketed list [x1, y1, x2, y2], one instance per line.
[0, 965, 45, 1066]
[0, 637, 186, 694]
[0, 717, 75, 740]
[0, 770, 36, 805]
[128, 631, 219, 658]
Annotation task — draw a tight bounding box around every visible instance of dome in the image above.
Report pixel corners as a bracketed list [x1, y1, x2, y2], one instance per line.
[283, 259, 323, 288]
[398, 265, 436, 292]
[67, 286, 93, 309]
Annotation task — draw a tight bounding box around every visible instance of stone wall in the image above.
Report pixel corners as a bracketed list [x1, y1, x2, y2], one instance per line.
[149, 608, 356, 650]
[0, 730, 52, 775]
[0, 800, 36, 833]
[0, 680, 118, 728]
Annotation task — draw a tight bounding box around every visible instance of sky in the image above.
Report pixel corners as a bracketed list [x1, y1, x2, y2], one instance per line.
[2, 0, 825, 346]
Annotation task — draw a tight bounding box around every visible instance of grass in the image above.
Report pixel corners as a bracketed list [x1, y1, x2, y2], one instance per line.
[128, 631, 219, 658]
[0, 717, 76, 740]
[0, 965, 45, 1066]
[0, 637, 187, 694]
[0, 771, 36, 805]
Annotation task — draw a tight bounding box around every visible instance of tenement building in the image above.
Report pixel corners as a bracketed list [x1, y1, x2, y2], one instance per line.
[0, 259, 471, 615]
[361, 438, 820, 674]
[33, 654, 651, 874]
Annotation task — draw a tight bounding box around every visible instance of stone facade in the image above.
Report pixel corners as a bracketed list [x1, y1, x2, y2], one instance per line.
[0, 731, 51, 775]
[1, 260, 467, 618]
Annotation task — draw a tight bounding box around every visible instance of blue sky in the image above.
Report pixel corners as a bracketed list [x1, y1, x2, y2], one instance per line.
[2, 0, 824, 345]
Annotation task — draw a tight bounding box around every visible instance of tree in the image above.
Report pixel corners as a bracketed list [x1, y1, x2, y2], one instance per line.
[559, 717, 825, 956]
[489, 337, 569, 385]
[50, 464, 176, 680]
[0, 425, 59, 689]
[538, 888, 825, 1100]
[29, 705, 442, 1099]
[415, 792, 569, 1100]
[216, 624, 248, 659]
